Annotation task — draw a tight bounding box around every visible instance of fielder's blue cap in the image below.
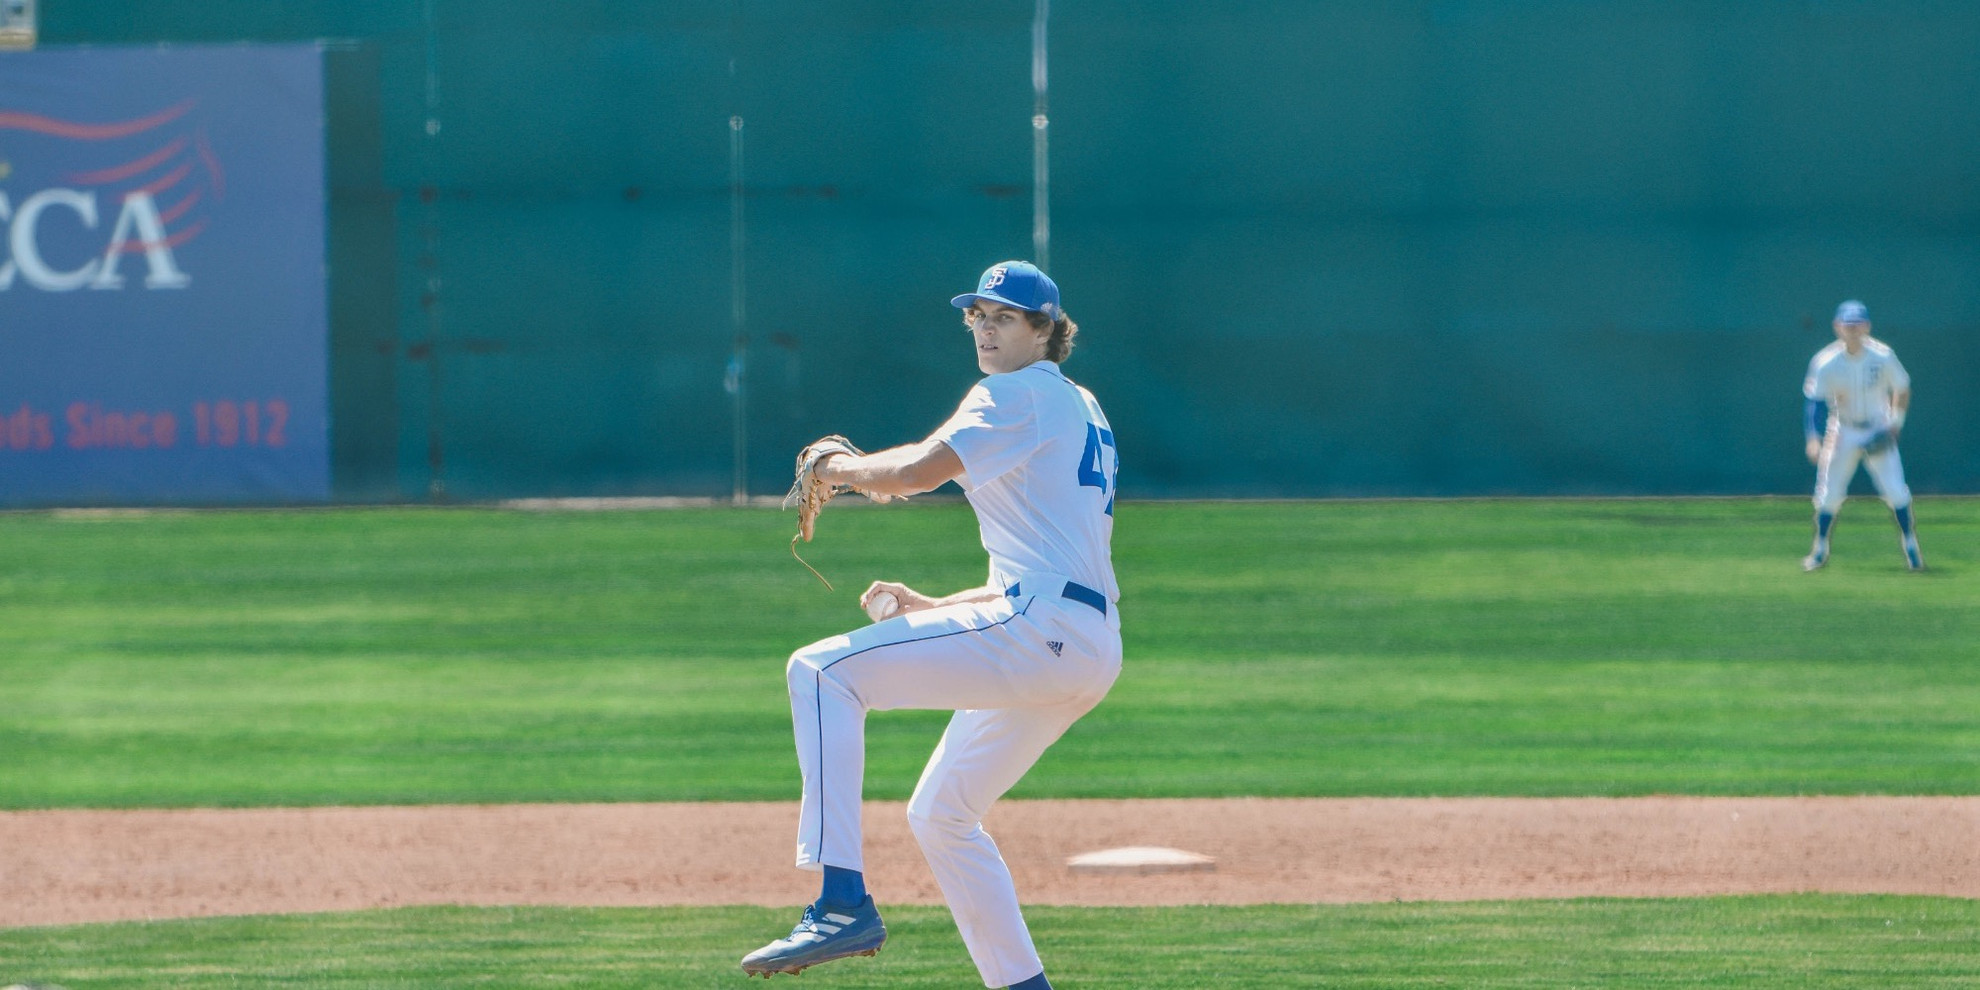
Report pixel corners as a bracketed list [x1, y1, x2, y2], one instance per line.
[951, 261, 1062, 320]
[1835, 299, 1870, 324]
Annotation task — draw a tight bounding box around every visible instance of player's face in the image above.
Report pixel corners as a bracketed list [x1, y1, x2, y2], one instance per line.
[965, 300, 1051, 374]
[1833, 319, 1870, 351]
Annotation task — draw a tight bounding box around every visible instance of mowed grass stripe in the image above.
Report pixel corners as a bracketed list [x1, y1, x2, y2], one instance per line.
[0, 499, 1974, 807]
[0, 898, 1976, 989]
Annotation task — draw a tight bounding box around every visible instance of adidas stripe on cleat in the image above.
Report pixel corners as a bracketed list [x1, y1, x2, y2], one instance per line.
[741, 895, 887, 977]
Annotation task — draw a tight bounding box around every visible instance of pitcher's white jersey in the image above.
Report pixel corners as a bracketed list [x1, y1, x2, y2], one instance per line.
[931, 361, 1119, 603]
[785, 357, 1123, 987]
[760, 260, 1123, 989]
[1804, 338, 1909, 430]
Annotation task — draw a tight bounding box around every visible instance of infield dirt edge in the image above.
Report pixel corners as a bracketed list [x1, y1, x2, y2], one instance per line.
[4, 796, 1976, 928]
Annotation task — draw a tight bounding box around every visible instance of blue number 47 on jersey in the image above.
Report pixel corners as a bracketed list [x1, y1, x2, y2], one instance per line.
[1078, 422, 1118, 515]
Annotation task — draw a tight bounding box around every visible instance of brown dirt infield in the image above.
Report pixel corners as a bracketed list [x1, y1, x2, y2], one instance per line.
[3, 797, 1975, 928]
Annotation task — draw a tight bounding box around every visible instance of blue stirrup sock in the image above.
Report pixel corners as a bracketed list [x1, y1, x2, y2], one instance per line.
[1815, 511, 1835, 541]
[1008, 973, 1052, 990]
[1894, 504, 1916, 538]
[819, 865, 867, 910]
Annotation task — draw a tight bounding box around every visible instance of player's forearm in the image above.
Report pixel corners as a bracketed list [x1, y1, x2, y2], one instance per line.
[927, 585, 1004, 609]
[867, 580, 1003, 617]
[819, 439, 962, 497]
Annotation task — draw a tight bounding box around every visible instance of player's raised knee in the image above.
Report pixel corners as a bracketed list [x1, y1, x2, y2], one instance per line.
[788, 637, 837, 674]
[787, 636, 856, 690]
[786, 649, 824, 694]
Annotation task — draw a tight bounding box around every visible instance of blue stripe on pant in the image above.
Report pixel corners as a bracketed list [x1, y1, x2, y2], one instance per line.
[781, 592, 1121, 987]
[786, 597, 1034, 871]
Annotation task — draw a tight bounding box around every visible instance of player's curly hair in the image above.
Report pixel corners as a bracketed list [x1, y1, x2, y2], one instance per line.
[1027, 310, 1079, 363]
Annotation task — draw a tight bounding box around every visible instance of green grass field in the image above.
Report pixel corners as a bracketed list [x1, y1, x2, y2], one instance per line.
[3, 498, 1974, 806]
[1, 498, 1974, 987]
[4, 898, 1979, 989]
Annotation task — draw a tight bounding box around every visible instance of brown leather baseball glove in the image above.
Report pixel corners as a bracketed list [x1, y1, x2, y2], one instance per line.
[781, 435, 896, 590]
[782, 435, 896, 542]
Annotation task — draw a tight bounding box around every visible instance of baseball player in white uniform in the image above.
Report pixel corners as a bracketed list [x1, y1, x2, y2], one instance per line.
[741, 261, 1120, 990]
[1801, 299, 1922, 571]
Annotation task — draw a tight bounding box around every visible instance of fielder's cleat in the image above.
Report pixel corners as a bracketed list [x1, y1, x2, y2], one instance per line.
[1903, 540, 1925, 571]
[740, 895, 886, 978]
[1801, 550, 1827, 572]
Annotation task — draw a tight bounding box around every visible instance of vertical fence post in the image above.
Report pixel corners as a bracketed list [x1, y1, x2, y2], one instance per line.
[419, 0, 448, 500]
[1031, 0, 1050, 271]
[729, 114, 749, 505]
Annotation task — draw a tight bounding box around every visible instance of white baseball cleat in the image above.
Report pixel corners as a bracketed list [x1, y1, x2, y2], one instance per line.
[1801, 549, 1828, 572]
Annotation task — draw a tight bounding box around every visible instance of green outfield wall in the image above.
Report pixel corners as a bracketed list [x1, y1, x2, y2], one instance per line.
[42, 1, 1980, 500]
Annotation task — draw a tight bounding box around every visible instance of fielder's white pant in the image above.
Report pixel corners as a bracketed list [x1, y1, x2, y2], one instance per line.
[1814, 424, 1911, 513]
[786, 585, 1121, 988]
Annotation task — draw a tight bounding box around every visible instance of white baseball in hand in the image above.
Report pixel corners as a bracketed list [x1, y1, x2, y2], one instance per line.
[865, 591, 900, 623]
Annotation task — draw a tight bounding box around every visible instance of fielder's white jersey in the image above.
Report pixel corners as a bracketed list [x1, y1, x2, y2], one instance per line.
[930, 361, 1120, 603]
[1804, 338, 1909, 430]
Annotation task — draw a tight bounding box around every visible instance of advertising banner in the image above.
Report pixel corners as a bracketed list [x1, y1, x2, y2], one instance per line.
[0, 45, 326, 505]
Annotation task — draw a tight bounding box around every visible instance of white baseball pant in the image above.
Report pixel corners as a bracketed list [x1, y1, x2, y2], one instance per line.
[786, 586, 1121, 988]
[1814, 424, 1911, 513]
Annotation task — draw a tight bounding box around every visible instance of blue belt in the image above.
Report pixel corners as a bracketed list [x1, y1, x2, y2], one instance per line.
[1006, 580, 1108, 617]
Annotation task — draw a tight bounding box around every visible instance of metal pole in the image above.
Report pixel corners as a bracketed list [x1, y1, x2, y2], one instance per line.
[420, 0, 447, 500]
[729, 115, 749, 505]
[1031, 0, 1051, 271]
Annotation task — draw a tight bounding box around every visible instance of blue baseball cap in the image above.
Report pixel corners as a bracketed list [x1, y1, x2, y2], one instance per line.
[951, 261, 1062, 320]
[1835, 300, 1870, 324]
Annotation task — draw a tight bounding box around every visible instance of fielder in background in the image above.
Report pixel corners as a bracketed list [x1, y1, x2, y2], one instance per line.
[1800, 299, 1923, 571]
[741, 261, 1121, 990]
